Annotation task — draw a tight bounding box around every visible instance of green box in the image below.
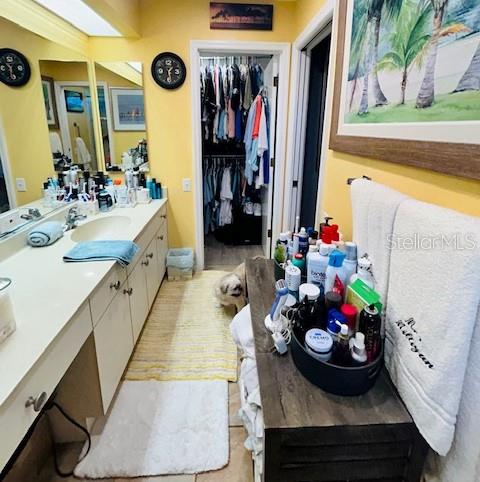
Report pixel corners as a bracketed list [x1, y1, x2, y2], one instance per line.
[346, 279, 383, 325]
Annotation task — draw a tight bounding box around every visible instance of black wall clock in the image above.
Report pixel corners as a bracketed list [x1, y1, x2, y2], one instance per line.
[0, 48, 31, 87]
[151, 52, 186, 90]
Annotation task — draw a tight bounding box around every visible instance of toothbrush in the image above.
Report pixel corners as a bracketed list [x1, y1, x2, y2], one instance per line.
[270, 279, 289, 322]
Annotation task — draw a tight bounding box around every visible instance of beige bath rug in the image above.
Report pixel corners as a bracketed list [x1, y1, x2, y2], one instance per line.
[124, 271, 238, 382]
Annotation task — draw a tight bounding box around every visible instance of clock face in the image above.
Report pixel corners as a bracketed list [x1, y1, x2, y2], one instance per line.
[151, 52, 186, 90]
[0, 49, 31, 87]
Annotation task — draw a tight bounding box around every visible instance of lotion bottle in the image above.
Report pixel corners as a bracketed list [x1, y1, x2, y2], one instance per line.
[350, 332, 367, 366]
[350, 254, 374, 289]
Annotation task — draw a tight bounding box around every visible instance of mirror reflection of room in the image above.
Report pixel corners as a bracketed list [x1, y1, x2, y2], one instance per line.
[94, 62, 148, 172]
[39, 60, 98, 172]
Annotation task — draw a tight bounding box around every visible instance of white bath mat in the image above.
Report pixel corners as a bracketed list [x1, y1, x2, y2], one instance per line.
[74, 380, 229, 478]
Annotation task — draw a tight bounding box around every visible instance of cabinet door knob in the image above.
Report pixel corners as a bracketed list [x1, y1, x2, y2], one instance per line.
[142, 260, 150, 267]
[109, 280, 121, 290]
[25, 392, 48, 412]
[146, 252, 154, 259]
[157, 235, 164, 240]
[161, 214, 167, 219]
[123, 287, 133, 296]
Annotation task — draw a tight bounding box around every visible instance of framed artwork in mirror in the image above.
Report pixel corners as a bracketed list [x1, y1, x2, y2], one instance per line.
[330, 0, 480, 180]
[111, 88, 146, 131]
[41, 76, 58, 129]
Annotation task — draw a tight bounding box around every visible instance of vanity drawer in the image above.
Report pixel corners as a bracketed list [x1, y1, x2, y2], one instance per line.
[0, 302, 91, 470]
[89, 264, 127, 328]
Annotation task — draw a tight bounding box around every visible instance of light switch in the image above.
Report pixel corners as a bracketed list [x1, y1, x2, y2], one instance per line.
[182, 178, 191, 192]
[16, 178, 26, 192]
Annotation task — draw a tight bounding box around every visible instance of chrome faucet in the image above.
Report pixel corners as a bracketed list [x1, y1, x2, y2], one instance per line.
[64, 206, 86, 231]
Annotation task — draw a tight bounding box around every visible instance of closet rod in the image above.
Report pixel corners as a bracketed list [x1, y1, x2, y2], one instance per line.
[200, 55, 273, 61]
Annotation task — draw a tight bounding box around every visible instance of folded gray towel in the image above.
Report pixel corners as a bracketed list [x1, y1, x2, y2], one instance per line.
[63, 240, 139, 267]
[27, 221, 64, 247]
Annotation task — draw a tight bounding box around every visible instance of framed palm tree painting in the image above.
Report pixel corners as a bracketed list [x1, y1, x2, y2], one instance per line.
[330, 0, 480, 180]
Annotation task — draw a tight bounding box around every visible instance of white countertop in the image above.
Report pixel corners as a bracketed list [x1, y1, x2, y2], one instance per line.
[0, 199, 167, 407]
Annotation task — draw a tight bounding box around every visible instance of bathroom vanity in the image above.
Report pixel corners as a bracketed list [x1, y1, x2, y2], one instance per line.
[0, 199, 168, 470]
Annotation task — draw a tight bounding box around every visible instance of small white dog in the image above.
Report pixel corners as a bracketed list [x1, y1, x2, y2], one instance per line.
[214, 263, 247, 312]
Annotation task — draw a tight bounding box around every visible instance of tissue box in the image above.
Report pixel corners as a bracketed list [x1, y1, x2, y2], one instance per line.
[346, 279, 382, 329]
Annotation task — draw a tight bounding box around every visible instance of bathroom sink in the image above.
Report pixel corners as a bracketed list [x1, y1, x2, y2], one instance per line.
[70, 216, 132, 242]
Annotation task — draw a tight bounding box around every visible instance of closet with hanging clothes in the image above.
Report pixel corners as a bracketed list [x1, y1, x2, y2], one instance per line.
[200, 54, 276, 268]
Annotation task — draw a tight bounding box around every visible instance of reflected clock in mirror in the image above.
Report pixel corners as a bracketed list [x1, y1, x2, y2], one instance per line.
[151, 52, 186, 89]
[0, 48, 31, 87]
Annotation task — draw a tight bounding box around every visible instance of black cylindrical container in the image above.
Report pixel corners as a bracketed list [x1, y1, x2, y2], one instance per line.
[291, 326, 383, 396]
[359, 304, 382, 363]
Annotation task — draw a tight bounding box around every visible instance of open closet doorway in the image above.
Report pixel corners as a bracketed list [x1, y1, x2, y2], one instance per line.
[283, 2, 334, 234]
[191, 41, 290, 271]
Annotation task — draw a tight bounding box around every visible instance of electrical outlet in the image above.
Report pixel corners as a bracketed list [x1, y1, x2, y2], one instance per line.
[15, 178, 26, 192]
[182, 178, 191, 192]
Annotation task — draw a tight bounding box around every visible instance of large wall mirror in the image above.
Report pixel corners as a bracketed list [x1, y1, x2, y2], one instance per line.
[94, 62, 148, 172]
[39, 60, 98, 172]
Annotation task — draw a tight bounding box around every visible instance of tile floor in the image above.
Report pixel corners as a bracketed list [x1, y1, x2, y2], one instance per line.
[43, 378, 251, 482]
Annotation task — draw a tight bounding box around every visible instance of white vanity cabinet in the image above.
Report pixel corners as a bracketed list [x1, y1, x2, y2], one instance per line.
[92, 203, 168, 410]
[156, 220, 168, 282]
[93, 280, 134, 412]
[128, 260, 149, 344]
[0, 200, 169, 472]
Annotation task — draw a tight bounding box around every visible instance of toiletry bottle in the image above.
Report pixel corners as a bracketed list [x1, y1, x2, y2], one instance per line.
[292, 253, 305, 273]
[98, 186, 113, 212]
[309, 230, 319, 246]
[350, 332, 368, 366]
[285, 261, 301, 302]
[325, 291, 342, 311]
[350, 254, 374, 289]
[343, 242, 358, 286]
[359, 304, 382, 362]
[319, 216, 333, 238]
[326, 309, 347, 343]
[156, 182, 162, 199]
[340, 303, 358, 337]
[292, 232, 300, 256]
[332, 323, 351, 366]
[150, 178, 157, 200]
[324, 249, 347, 294]
[307, 242, 330, 289]
[105, 179, 116, 205]
[298, 227, 309, 255]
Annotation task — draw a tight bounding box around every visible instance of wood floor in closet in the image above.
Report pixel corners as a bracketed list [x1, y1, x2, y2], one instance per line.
[204, 234, 264, 271]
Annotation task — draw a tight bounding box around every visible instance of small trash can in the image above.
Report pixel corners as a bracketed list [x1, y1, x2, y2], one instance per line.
[166, 248, 194, 281]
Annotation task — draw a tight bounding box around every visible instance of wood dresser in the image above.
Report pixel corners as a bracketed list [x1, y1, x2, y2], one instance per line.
[246, 258, 428, 482]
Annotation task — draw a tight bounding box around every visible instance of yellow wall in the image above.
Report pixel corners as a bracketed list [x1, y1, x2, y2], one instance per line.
[295, 0, 479, 240]
[94, 65, 146, 165]
[89, 0, 297, 247]
[0, 18, 87, 205]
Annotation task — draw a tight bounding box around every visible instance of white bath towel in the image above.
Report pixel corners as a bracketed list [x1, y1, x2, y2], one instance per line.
[75, 136, 91, 168]
[350, 178, 408, 305]
[49, 132, 63, 155]
[385, 199, 480, 456]
[424, 308, 480, 482]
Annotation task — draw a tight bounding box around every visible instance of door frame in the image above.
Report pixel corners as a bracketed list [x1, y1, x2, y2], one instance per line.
[0, 117, 16, 209]
[190, 40, 291, 271]
[54, 80, 109, 168]
[283, 0, 336, 232]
